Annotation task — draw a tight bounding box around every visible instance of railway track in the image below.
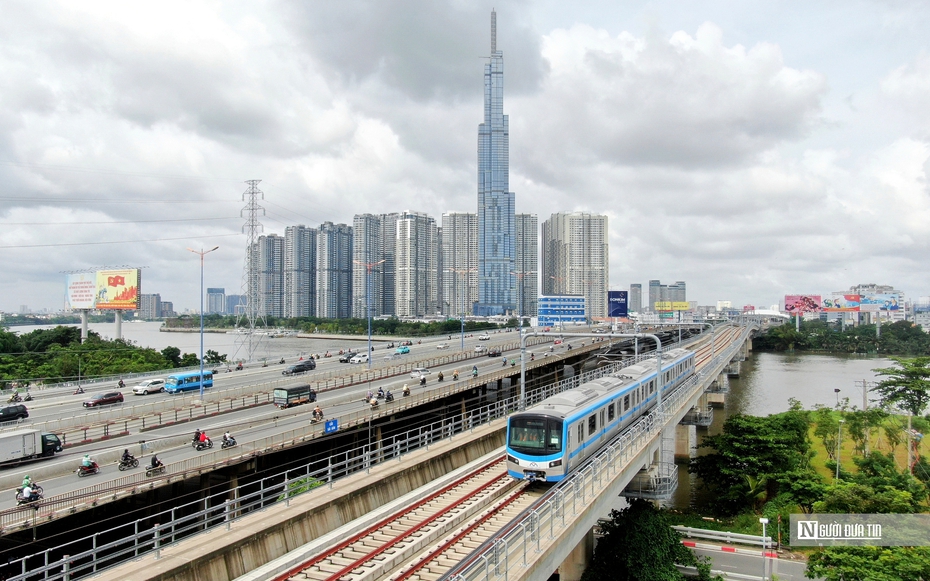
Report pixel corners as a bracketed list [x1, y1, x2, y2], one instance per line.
[274, 457, 537, 581]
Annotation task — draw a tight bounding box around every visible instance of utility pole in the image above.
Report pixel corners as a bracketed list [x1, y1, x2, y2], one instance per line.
[235, 180, 267, 363]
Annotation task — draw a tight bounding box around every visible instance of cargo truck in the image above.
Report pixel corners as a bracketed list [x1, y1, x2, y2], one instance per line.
[273, 385, 317, 409]
[0, 429, 63, 465]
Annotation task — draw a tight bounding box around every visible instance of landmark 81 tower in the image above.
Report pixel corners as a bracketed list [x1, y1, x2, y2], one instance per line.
[475, 9, 516, 317]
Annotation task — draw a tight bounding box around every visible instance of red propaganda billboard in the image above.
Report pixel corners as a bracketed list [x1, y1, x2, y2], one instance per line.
[95, 269, 141, 310]
[784, 295, 822, 313]
[743, 305, 756, 312]
[822, 294, 860, 312]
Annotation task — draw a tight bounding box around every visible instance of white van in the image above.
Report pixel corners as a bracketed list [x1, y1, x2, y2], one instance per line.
[132, 379, 166, 395]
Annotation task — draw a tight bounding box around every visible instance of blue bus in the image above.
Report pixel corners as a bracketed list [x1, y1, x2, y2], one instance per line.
[164, 371, 214, 394]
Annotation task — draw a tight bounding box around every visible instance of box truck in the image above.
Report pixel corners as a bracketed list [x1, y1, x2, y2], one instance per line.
[0, 429, 63, 465]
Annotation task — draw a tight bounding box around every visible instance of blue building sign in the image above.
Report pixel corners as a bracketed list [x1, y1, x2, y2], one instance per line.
[537, 295, 587, 328]
[607, 291, 628, 317]
[324, 419, 339, 434]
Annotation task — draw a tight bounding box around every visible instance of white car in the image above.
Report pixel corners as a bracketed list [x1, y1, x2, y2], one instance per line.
[477, 334, 491, 341]
[132, 379, 166, 395]
[410, 368, 431, 378]
[349, 353, 370, 364]
[474, 345, 486, 353]
[436, 343, 449, 350]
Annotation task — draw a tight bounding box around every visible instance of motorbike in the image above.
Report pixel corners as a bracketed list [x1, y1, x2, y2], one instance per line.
[7, 393, 22, 403]
[402, 387, 410, 397]
[145, 464, 166, 477]
[77, 463, 100, 477]
[73, 386, 85, 395]
[376, 389, 385, 400]
[311, 409, 324, 423]
[236, 363, 243, 371]
[385, 392, 394, 402]
[437, 373, 444, 382]
[221, 436, 237, 449]
[472, 369, 478, 378]
[453, 372, 459, 381]
[117, 380, 125, 389]
[195, 438, 213, 451]
[15, 488, 43, 505]
[369, 398, 379, 409]
[118, 457, 140, 471]
[23, 392, 32, 402]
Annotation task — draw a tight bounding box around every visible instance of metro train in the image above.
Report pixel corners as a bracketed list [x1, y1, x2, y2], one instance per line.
[505, 347, 695, 482]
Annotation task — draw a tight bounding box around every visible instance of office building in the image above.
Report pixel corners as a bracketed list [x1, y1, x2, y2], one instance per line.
[514, 213, 538, 318]
[352, 215, 385, 319]
[284, 225, 317, 318]
[629, 284, 642, 313]
[541, 212, 609, 319]
[317, 222, 353, 318]
[648, 280, 661, 311]
[395, 211, 439, 317]
[160, 301, 176, 318]
[668, 281, 687, 302]
[475, 9, 516, 316]
[538, 295, 586, 328]
[441, 212, 478, 318]
[226, 294, 246, 315]
[139, 293, 162, 320]
[206, 288, 225, 315]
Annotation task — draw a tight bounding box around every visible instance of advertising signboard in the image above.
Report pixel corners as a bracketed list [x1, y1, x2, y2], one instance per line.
[784, 295, 822, 313]
[654, 301, 690, 311]
[95, 269, 141, 310]
[607, 291, 628, 317]
[65, 273, 97, 310]
[861, 294, 901, 312]
[822, 294, 860, 312]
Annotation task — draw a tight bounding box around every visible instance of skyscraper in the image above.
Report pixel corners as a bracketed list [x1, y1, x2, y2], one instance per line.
[395, 211, 439, 317]
[284, 225, 317, 318]
[541, 212, 609, 319]
[514, 213, 538, 318]
[352, 214, 384, 318]
[648, 280, 661, 311]
[475, 9, 516, 317]
[629, 283, 642, 313]
[206, 288, 225, 315]
[253, 234, 284, 318]
[441, 212, 478, 318]
[317, 222, 353, 318]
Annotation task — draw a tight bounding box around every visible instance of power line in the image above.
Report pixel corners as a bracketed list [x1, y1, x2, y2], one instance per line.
[2, 216, 239, 226]
[0, 232, 241, 249]
[0, 159, 242, 182]
[0, 197, 237, 204]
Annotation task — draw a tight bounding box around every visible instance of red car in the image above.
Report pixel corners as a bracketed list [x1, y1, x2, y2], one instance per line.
[83, 392, 124, 407]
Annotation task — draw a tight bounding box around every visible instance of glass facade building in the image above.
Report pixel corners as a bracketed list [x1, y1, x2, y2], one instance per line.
[475, 10, 516, 317]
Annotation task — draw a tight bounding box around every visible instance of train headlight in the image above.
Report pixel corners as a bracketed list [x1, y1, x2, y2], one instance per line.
[507, 455, 518, 464]
[549, 459, 562, 468]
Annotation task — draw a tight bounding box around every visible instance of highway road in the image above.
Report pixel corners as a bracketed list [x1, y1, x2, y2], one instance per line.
[0, 330, 584, 510]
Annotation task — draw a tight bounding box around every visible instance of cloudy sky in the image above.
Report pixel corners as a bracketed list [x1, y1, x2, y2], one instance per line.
[1, 0, 928, 313]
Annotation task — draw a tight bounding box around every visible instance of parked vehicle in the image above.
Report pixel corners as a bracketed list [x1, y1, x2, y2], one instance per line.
[282, 359, 317, 375]
[0, 404, 29, 421]
[131, 379, 166, 396]
[0, 429, 62, 465]
[164, 371, 214, 394]
[82, 391, 124, 407]
[273, 385, 317, 408]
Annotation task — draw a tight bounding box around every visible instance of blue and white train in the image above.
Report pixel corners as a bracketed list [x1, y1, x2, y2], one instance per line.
[505, 348, 695, 482]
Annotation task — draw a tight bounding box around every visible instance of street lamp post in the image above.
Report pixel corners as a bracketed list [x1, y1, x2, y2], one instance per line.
[354, 259, 385, 370]
[759, 517, 769, 581]
[836, 419, 845, 480]
[834, 388, 841, 409]
[187, 246, 219, 401]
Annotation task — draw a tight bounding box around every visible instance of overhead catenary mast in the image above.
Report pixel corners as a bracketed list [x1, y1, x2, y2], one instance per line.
[234, 179, 268, 362]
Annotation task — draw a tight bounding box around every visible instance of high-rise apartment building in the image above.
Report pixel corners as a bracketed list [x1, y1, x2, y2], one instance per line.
[668, 281, 687, 303]
[226, 294, 245, 315]
[475, 10, 516, 317]
[380, 213, 400, 316]
[317, 222, 353, 318]
[139, 293, 162, 320]
[395, 211, 439, 317]
[252, 234, 284, 318]
[206, 288, 225, 315]
[629, 284, 642, 313]
[648, 280, 661, 311]
[441, 212, 479, 318]
[515, 213, 538, 317]
[284, 225, 317, 318]
[541, 212, 609, 319]
[352, 215, 385, 319]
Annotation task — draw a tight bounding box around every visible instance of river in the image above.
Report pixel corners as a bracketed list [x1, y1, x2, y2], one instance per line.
[670, 350, 895, 509]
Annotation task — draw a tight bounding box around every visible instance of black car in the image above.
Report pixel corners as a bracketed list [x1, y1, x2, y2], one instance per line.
[282, 359, 317, 375]
[83, 392, 124, 407]
[338, 352, 357, 363]
[0, 404, 28, 421]
[487, 348, 502, 357]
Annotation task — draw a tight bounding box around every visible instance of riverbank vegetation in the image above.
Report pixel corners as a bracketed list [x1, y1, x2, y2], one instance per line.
[0, 326, 201, 387]
[164, 314, 506, 337]
[688, 358, 930, 578]
[753, 319, 930, 355]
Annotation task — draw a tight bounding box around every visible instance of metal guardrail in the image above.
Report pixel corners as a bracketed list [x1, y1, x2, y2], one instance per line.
[445, 326, 753, 581]
[0, 330, 742, 580]
[672, 526, 770, 548]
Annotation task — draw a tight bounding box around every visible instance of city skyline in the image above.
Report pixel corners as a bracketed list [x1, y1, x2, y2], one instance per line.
[1, 2, 929, 313]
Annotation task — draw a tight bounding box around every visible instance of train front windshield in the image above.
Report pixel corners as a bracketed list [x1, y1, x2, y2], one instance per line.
[509, 416, 562, 456]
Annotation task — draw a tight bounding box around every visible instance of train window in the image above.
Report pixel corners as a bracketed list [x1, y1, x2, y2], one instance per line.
[608, 403, 615, 422]
[510, 417, 563, 456]
[588, 414, 597, 436]
[623, 394, 630, 411]
[650, 379, 655, 394]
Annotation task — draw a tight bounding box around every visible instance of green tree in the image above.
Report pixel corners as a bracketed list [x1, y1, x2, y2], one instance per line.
[161, 346, 182, 367]
[873, 357, 930, 417]
[580, 499, 719, 581]
[204, 349, 227, 364]
[807, 546, 930, 581]
[179, 352, 200, 367]
[813, 481, 918, 514]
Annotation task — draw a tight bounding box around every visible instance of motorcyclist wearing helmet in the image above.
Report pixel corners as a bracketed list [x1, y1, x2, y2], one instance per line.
[121, 449, 134, 463]
[151, 455, 163, 468]
[82, 454, 92, 468]
[22, 474, 31, 488]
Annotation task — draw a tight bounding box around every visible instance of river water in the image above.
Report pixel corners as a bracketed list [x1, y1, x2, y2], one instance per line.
[8, 321, 374, 361]
[670, 350, 895, 509]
